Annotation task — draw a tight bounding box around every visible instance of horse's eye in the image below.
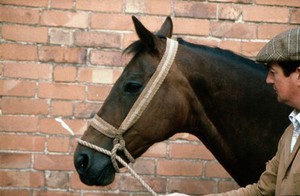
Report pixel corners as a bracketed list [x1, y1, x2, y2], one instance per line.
[124, 82, 142, 94]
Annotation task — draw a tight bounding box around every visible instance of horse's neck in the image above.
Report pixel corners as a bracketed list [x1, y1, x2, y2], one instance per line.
[177, 44, 269, 170]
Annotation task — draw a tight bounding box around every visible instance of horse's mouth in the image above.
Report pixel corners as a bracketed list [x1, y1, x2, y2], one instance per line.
[79, 164, 116, 186]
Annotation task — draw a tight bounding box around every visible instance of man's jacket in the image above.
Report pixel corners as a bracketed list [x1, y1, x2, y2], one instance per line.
[211, 124, 300, 195]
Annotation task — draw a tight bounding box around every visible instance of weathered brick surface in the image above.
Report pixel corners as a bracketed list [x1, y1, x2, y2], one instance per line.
[0, 0, 298, 195]
[0, 6, 40, 24]
[0, 43, 38, 61]
[3, 62, 52, 80]
[2, 25, 48, 43]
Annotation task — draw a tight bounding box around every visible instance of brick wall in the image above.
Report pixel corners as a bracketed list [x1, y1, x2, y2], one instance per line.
[0, 0, 299, 195]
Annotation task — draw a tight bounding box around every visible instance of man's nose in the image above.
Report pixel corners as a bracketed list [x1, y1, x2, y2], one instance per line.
[266, 72, 273, 84]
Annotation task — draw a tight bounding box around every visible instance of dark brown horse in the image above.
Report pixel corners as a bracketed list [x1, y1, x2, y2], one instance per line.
[74, 16, 291, 188]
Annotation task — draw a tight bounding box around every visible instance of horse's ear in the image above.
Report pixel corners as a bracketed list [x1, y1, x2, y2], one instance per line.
[157, 16, 173, 38]
[132, 16, 156, 51]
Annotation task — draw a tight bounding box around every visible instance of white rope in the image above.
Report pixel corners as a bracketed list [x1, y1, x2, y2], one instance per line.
[77, 139, 158, 196]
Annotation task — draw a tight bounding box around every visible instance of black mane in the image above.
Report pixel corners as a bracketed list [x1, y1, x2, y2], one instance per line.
[123, 40, 145, 56]
[177, 37, 267, 75]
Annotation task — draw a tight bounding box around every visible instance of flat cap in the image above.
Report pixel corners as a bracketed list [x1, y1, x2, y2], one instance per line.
[256, 27, 300, 62]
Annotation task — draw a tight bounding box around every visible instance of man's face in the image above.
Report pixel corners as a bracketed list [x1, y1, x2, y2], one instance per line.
[266, 63, 299, 107]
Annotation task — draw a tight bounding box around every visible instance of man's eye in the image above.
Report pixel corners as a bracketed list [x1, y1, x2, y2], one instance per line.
[269, 69, 276, 74]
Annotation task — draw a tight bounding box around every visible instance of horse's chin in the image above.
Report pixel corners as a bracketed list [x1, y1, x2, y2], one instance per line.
[79, 164, 116, 186]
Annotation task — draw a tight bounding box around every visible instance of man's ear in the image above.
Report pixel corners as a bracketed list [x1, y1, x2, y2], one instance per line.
[296, 67, 300, 82]
[297, 66, 300, 75]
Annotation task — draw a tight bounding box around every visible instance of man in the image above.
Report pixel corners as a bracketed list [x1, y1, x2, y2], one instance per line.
[167, 27, 300, 195]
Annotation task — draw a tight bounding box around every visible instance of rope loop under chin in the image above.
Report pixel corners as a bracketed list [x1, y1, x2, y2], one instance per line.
[111, 135, 135, 172]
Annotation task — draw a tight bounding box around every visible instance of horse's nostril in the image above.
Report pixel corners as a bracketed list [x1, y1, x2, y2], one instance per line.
[76, 154, 89, 174]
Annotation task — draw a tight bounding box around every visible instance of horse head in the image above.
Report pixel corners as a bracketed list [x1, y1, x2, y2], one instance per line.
[74, 16, 200, 186]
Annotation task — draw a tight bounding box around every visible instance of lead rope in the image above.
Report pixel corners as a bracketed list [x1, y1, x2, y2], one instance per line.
[77, 139, 158, 196]
[54, 118, 158, 195]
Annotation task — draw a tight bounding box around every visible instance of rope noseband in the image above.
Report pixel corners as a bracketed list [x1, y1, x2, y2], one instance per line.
[77, 38, 178, 195]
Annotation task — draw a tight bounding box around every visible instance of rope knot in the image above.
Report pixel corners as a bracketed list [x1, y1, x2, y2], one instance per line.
[111, 135, 135, 173]
[113, 135, 125, 150]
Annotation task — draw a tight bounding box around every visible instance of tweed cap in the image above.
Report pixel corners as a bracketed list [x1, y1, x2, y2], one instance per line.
[256, 27, 300, 62]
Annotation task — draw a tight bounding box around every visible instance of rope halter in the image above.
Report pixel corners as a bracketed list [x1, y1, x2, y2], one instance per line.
[79, 38, 179, 172]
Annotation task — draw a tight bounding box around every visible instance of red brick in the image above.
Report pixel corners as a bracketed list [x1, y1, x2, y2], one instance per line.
[34, 154, 74, 171]
[0, 63, 3, 77]
[90, 50, 123, 66]
[49, 28, 73, 45]
[256, 0, 300, 7]
[0, 80, 36, 97]
[85, 193, 129, 196]
[0, 115, 38, 132]
[210, 22, 257, 39]
[170, 133, 200, 141]
[39, 118, 86, 135]
[75, 31, 121, 48]
[45, 171, 69, 189]
[48, 136, 71, 152]
[2, 98, 48, 115]
[39, 46, 86, 64]
[74, 102, 99, 118]
[0, 190, 30, 196]
[241, 41, 266, 58]
[91, 14, 133, 30]
[38, 83, 85, 100]
[0, 171, 44, 187]
[0, 43, 37, 61]
[2, 25, 48, 43]
[258, 24, 294, 39]
[123, 33, 139, 49]
[142, 142, 167, 158]
[173, 18, 209, 36]
[54, 66, 77, 82]
[0, 0, 48, 7]
[205, 162, 232, 178]
[143, 0, 171, 15]
[169, 178, 215, 195]
[219, 40, 242, 55]
[210, 0, 253, 2]
[76, 0, 122, 12]
[132, 159, 155, 175]
[50, 0, 73, 9]
[41, 10, 89, 28]
[0, 134, 45, 151]
[243, 6, 289, 23]
[70, 172, 117, 190]
[0, 153, 31, 169]
[218, 180, 240, 193]
[33, 190, 79, 196]
[174, 1, 217, 19]
[51, 101, 73, 116]
[138, 16, 171, 32]
[87, 85, 112, 101]
[118, 175, 166, 193]
[169, 143, 215, 160]
[0, 7, 40, 24]
[291, 8, 300, 24]
[3, 62, 52, 80]
[126, 0, 171, 15]
[157, 160, 203, 176]
[79, 67, 122, 84]
[219, 4, 242, 20]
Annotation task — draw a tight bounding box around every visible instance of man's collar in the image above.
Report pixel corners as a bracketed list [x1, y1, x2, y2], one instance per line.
[289, 109, 300, 131]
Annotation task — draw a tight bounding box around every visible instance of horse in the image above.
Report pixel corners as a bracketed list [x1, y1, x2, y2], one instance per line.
[74, 16, 291, 189]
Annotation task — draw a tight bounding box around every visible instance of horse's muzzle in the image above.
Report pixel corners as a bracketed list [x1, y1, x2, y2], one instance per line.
[74, 145, 115, 186]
